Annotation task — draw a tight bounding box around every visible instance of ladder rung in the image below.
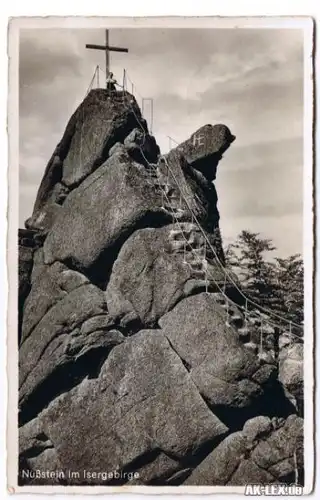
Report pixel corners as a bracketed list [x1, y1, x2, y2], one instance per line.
[248, 317, 261, 326]
[219, 303, 229, 310]
[215, 294, 227, 304]
[238, 327, 251, 337]
[229, 316, 243, 328]
[169, 229, 184, 238]
[189, 268, 206, 277]
[163, 205, 184, 215]
[188, 261, 203, 270]
[244, 341, 258, 352]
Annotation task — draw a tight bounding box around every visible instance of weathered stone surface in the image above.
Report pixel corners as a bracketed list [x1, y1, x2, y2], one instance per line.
[175, 124, 235, 181]
[61, 91, 146, 187]
[25, 153, 66, 232]
[19, 230, 39, 306]
[18, 229, 42, 343]
[25, 330, 227, 485]
[19, 246, 34, 311]
[19, 283, 115, 422]
[184, 415, 303, 485]
[19, 417, 64, 485]
[21, 262, 89, 344]
[123, 127, 160, 164]
[129, 452, 181, 485]
[242, 415, 273, 442]
[159, 293, 279, 427]
[18, 87, 303, 489]
[106, 224, 228, 328]
[30, 247, 45, 284]
[279, 343, 303, 414]
[42, 148, 167, 275]
[26, 90, 159, 233]
[157, 151, 226, 264]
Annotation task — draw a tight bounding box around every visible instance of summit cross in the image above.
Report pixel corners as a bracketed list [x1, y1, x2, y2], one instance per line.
[85, 29, 128, 87]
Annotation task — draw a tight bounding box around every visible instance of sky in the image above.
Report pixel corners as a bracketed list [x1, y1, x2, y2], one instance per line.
[19, 26, 304, 257]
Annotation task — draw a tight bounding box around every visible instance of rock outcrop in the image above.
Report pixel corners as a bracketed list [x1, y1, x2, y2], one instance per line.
[18, 88, 303, 487]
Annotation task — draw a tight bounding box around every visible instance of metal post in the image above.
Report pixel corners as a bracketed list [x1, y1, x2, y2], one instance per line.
[150, 98, 153, 134]
[260, 322, 263, 354]
[105, 29, 110, 83]
[97, 65, 100, 88]
[122, 68, 126, 100]
[223, 272, 227, 295]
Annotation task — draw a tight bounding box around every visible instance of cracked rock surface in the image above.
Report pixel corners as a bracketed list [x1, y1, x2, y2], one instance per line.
[18, 89, 303, 486]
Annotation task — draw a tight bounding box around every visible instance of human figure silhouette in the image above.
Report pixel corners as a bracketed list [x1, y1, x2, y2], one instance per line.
[106, 72, 117, 91]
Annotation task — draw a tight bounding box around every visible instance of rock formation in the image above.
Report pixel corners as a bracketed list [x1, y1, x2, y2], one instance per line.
[18, 89, 303, 487]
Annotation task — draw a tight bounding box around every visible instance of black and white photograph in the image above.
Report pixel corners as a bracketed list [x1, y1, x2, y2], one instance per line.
[8, 16, 314, 493]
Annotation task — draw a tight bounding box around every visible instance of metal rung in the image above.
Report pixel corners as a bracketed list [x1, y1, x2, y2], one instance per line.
[188, 261, 203, 269]
[229, 315, 243, 328]
[238, 327, 250, 337]
[215, 294, 226, 304]
[248, 317, 261, 326]
[190, 268, 207, 278]
[230, 314, 242, 321]
[169, 229, 184, 238]
[219, 302, 229, 310]
[244, 341, 258, 352]
[163, 205, 184, 214]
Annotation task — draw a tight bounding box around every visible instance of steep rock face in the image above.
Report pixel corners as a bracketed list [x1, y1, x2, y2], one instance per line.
[21, 261, 89, 343]
[26, 90, 159, 233]
[176, 123, 236, 181]
[279, 343, 304, 415]
[158, 293, 292, 429]
[42, 147, 166, 276]
[43, 134, 227, 279]
[20, 330, 228, 485]
[185, 415, 303, 485]
[106, 224, 228, 329]
[18, 229, 41, 342]
[18, 88, 304, 487]
[19, 280, 118, 423]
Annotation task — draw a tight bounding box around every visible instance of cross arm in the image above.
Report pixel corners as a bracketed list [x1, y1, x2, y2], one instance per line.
[85, 44, 128, 53]
[86, 44, 106, 50]
[107, 46, 129, 53]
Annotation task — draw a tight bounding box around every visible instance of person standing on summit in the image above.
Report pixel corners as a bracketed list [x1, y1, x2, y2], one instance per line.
[106, 72, 117, 92]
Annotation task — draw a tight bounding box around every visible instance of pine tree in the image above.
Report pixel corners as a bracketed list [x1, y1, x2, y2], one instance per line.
[225, 230, 276, 308]
[225, 230, 304, 332]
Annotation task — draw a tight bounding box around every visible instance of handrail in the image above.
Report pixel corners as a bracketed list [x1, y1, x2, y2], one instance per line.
[119, 89, 303, 336]
[78, 72, 304, 342]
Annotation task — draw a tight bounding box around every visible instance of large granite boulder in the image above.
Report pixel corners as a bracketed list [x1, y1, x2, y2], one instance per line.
[18, 229, 41, 343]
[42, 147, 167, 277]
[18, 82, 304, 488]
[20, 330, 228, 485]
[21, 262, 89, 344]
[279, 343, 304, 415]
[19, 418, 64, 485]
[175, 124, 235, 180]
[106, 223, 228, 329]
[185, 414, 303, 485]
[26, 90, 159, 233]
[159, 293, 292, 429]
[19, 281, 122, 424]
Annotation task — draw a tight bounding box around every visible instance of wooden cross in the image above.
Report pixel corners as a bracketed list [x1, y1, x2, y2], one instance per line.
[85, 29, 128, 87]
